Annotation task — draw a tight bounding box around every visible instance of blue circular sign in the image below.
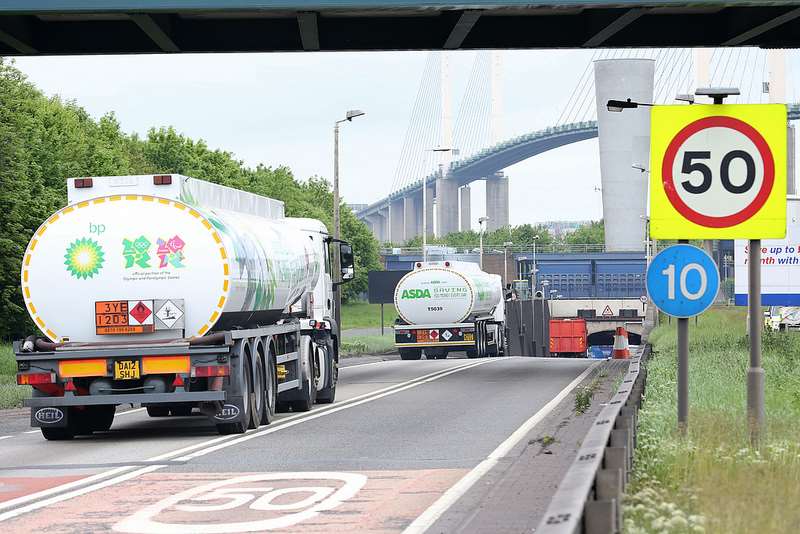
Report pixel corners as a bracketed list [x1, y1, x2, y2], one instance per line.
[646, 244, 720, 318]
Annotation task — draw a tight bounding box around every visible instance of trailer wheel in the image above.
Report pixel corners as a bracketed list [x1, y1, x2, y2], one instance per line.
[400, 348, 422, 360]
[91, 405, 116, 431]
[216, 354, 252, 435]
[316, 338, 338, 404]
[260, 351, 278, 424]
[249, 354, 265, 429]
[466, 348, 479, 359]
[41, 426, 75, 441]
[147, 406, 170, 417]
[170, 405, 193, 417]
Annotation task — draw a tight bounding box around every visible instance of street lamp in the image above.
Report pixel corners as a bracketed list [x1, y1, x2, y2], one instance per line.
[606, 98, 654, 112]
[422, 147, 452, 262]
[333, 109, 365, 339]
[531, 235, 540, 292]
[478, 216, 489, 269]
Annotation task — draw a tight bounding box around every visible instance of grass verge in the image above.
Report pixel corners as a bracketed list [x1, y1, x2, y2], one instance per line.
[341, 302, 398, 330]
[340, 335, 396, 356]
[0, 343, 27, 409]
[625, 307, 800, 533]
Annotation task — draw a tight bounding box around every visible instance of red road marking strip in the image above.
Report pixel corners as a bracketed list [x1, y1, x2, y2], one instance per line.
[0, 476, 84, 504]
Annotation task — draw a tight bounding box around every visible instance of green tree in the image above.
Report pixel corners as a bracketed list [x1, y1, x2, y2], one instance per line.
[565, 220, 605, 244]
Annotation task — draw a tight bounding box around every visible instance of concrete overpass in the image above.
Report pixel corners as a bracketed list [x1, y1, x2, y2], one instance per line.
[5, 2, 800, 54]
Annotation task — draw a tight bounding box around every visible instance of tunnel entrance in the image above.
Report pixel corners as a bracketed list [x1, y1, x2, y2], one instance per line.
[587, 330, 642, 346]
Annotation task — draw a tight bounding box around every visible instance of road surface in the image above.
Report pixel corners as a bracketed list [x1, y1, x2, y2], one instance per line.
[0, 356, 601, 533]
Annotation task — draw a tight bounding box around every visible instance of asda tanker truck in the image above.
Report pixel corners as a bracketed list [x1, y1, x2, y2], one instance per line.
[13, 174, 355, 440]
[393, 261, 506, 360]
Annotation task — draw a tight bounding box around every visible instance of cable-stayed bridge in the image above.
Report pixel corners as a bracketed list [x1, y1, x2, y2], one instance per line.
[357, 48, 800, 247]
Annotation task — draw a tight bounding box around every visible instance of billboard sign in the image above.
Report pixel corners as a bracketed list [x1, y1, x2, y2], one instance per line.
[735, 197, 800, 305]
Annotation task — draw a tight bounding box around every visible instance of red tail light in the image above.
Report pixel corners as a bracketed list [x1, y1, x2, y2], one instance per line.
[193, 365, 230, 378]
[74, 178, 93, 188]
[17, 372, 55, 385]
[153, 175, 172, 185]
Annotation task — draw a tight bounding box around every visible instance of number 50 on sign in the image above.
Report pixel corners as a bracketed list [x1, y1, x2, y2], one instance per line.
[650, 104, 787, 239]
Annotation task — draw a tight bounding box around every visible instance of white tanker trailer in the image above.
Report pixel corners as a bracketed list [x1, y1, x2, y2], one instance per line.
[14, 175, 356, 440]
[393, 261, 506, 360]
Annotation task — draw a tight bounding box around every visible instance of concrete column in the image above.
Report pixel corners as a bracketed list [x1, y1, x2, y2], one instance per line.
[485, 172, 509, 231]
[435, 175, 459, 237]
[378, 207, 389, 243]
[403, 194, 418, 241]
[389, 198, 404, 244]
[594, 59, 654, 251]
[424, 183, 434, 238]
[460, 185, 472, 232]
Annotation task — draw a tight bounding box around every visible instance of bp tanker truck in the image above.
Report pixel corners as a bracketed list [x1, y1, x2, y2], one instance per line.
[13, 174, 355, 440]
[393, 261, 506, 360]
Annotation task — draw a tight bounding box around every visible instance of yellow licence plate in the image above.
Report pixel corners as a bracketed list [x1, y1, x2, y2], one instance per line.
[114, 360, 140, 380]
[464, 333, 474, 342]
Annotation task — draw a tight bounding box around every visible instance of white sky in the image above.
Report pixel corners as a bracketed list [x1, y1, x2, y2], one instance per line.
[13, 49, 604, 227]
[14, 48, 797, 228]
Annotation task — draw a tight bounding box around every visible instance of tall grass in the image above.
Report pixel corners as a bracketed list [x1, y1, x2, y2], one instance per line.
[0, 343, 27, 409]
[340, 335, 396, 356]
[625, 307, 800, 533]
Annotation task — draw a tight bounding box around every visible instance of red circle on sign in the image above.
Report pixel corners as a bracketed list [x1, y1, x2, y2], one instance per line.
[661, 115, 775, 228]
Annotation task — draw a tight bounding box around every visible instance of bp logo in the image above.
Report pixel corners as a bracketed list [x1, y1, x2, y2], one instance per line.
[64, 238, 105, 279]
[401, 289, 431, 299]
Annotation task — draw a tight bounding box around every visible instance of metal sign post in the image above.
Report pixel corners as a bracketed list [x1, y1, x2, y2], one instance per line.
[648, 96, 786, 440]
[647, 243, 719, 432]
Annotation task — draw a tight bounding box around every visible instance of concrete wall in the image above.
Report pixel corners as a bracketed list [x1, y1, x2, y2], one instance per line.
[549, 298, 646, 318]
[485, 172, 509, 231]
[389, 198, 404, 244]
[594, 59, 654, 252]
[403, 194, 419, 241]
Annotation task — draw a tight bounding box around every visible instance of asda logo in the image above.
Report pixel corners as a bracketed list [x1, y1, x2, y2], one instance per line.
[401, 289, 431, 299]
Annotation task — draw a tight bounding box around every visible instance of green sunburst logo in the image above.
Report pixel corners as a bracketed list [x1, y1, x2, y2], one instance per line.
[64, 238, 105, 279]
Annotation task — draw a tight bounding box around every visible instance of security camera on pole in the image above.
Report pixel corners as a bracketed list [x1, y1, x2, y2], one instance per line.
[611, 89, 787, 442]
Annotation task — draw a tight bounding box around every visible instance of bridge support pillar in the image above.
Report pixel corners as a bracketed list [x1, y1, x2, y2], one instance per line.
[436, 175, 459, 237]
[460, 185, 472, 231]
[595, 59, 654, 252]
[403, 194, 418, 240]
[376, 207, 390, 243]
[485, 172, 509, 231]
[389, 198, 405, 244]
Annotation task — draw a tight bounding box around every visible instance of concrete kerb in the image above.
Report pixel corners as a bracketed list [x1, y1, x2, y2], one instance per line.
[536, 345, 651, 534]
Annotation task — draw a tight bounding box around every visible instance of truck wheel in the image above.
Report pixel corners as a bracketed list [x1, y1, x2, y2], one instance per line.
[41, 426, 75, 441]
[289, 354, 316, 413]
[260, 353, 278, 425]
[170, 405, 193, 417]
[216, 355, 253, 435]
[466, 348, 479, 359]
[400, 348, 422, 360]
[248, 354, 265, 429]
[91, 405, 116, 431]
[316, 339, 338, 404]
[147, 406, 170, 417]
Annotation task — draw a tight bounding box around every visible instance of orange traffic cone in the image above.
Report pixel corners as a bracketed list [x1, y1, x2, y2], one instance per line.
[612, 326, 630, 359]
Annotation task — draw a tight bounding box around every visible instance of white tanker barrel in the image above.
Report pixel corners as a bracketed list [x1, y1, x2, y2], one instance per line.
[20, 195, 320, 343]
[394, 262, 502, 325]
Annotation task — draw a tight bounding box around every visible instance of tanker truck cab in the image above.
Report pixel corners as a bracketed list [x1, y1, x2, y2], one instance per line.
[393, 260, 506, 360]
[14, 175, 355, 440]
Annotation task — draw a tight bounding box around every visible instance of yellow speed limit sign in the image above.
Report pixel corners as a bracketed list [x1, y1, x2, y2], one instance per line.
[650, 104, 787, 239]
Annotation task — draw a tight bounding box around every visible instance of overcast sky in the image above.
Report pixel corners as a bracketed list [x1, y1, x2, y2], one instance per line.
[14, 49, 798, 228]
[13, 50, 606, 227]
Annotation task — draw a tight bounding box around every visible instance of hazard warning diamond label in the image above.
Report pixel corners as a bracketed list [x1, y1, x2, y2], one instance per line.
[429, 330, 439, 340]
[155, 300, 183, 329]
[441, 330, 452, 341]
[129, 300, 153, 325]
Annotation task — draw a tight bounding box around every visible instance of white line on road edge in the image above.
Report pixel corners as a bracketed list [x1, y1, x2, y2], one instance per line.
[0, 358, 499, 521]
[0, 436, 11, 441]
[115, 408, 146, 417]
[402, 362, 599, 534]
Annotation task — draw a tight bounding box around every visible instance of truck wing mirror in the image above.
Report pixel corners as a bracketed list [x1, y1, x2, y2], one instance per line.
[339, 242, 355, 282]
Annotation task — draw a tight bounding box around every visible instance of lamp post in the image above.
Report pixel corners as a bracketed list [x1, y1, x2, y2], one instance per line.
[333, 109, 365, 338]
[422, 147, 453, 262]
[503, 241, 513, 286]
[531, 235, 540, 293]
[478, 216, 489, 269]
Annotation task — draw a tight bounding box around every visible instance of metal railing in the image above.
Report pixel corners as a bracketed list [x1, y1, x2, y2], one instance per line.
[380, 243, 608, 255]
[537, 345, 649, 534]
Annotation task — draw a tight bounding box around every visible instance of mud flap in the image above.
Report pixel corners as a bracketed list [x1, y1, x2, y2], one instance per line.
[31, 406, 69, 428]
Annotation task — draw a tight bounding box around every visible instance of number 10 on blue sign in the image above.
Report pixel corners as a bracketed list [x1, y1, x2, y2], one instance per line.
[646, 244, 720, 318]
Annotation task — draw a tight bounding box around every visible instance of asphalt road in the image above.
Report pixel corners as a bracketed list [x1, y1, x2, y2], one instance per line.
[0, 356, 596, 533]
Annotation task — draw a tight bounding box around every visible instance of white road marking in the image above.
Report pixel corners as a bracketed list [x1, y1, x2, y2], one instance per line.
[115, 408, 146, 417]
[0, 359, 498, 521]
[402, 362, 599, 534]
[0, 436, 11, 441]
[113, 472, 368, 533]
[23, 430, 39, 434]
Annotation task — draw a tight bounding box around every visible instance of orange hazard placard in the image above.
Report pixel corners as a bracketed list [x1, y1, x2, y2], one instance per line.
[95, 300, 154, 335]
